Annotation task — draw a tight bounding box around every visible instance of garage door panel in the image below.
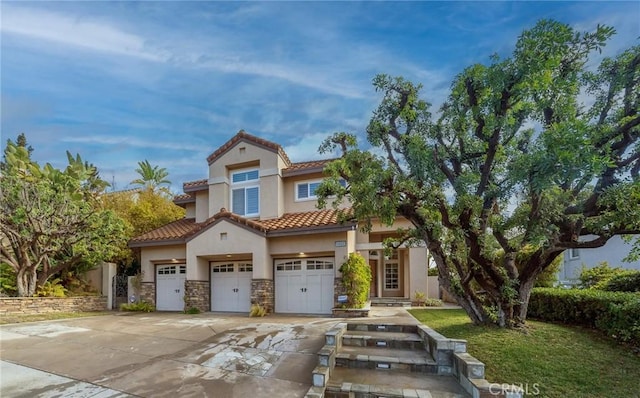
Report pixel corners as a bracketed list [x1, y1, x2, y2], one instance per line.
[275, 258, 334, 314]
[211, 262, 252, 312]
[156, 265, 186, 311]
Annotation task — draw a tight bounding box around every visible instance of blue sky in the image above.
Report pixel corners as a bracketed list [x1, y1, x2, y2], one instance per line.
[1, 1, 639, 193]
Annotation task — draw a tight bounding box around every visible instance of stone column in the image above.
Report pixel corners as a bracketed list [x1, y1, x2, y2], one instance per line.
[334, 277, 347, 308]
[251, 279, 274, 313]
[139, 282, 156, 308]
[185, 280, 210, 312]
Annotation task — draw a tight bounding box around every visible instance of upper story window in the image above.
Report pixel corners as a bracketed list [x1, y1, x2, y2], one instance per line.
[569, 248, 579, 259]
[231, 168, 259, 217]
[232, 169, 259, 183]
[296, 179, 346, 201]
[296, 180, 321, 201]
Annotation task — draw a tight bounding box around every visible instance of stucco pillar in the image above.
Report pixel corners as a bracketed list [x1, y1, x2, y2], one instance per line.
[102, 262, 116, 310]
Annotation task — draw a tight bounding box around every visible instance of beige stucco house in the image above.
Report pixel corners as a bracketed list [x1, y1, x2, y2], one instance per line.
[129, 131, 430, 313]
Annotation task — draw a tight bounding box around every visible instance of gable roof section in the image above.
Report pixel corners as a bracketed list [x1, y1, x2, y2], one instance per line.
[129, 208, 354, 247]
[206, 130, 292, 166]
[129, 218, 198, 246]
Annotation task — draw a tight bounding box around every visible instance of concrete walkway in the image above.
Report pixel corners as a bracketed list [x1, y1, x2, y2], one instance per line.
[0, 308, 423, 397]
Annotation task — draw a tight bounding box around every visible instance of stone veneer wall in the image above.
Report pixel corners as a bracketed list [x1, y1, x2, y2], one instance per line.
[333, 277, 347, 308]
[185, 280, 210, 312]
[0, 296, 107, 315]
[139, 282, 156, 308]
[251, 279, 274, 313]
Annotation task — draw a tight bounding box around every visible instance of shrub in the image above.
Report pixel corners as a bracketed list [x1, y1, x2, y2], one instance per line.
[36, 279, 67, 297]
[249, 304, 267, 317]
[184, 307, 200, 314]
[414, 290, 426, 302]
[339, 253, 372, 308]
[424, 298, 443, 307]
[578, 262, 624, 289]
[0, 263, 17, 296]
[120, 301, 154, 312]
[427, 267, 439, 276]
[602, 270, 640, 292]
[529, 288, 640, 346]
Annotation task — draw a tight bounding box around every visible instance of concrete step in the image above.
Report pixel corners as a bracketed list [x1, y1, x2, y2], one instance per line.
[347, 323, 419, 334]
[342, 330, 425, 350]
[326, 367, 470, 398]
[336, 346, 437, 374]
[370, 299, 412, 307]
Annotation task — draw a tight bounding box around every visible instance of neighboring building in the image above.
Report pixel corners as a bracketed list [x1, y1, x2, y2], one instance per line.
[129, 131, 430, 314]
[559, 235, 640, 285]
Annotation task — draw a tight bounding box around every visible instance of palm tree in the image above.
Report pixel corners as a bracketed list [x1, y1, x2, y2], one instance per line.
[131, 160, 171, 192]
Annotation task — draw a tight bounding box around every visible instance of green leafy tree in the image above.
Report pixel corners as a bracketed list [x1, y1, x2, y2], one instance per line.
[101, 185, 185, 273]
[318, 20, 639, 327]
[0, 137, 128, 296]
[131, 160, 171, 193]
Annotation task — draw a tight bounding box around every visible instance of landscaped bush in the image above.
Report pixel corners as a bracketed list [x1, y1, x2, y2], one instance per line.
[249, 304, 267, 317]
[339, 252, 372, 308]
[36, 279, 67, 297]
[120, 301, 154, 312]
[529, 288, 640, 346]
[578, 262, 625, 289]
[601, 271, 640, 292]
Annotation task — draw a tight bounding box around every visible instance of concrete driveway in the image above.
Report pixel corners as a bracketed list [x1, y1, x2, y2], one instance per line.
[0, 312, 342, 397]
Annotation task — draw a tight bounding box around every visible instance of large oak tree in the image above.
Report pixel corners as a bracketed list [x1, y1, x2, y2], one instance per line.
[318, 20, 639, 327]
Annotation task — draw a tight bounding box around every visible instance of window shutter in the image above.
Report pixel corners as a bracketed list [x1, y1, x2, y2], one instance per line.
[246, 187, 259, 215]
[309, 182, 320, 197]
[232, 188, 245, 215]
[298, 183, 308, 199]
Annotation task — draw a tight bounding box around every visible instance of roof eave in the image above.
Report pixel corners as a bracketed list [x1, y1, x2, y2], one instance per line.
[128, 238, 186, 248]
[282, 166, 326, 177]
[266, 222, 356, 237]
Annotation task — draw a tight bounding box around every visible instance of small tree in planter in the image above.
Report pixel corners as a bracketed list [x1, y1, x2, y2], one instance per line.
[339, 253, 372, 308]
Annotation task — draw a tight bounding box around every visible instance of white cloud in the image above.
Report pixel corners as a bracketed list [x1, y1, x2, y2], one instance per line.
[1, 5, 167, 62]
[60, 135, 206, 153]
[284, 132, 339, 162]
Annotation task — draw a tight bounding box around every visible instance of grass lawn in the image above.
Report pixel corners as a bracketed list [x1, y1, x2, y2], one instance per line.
[0, 311, 109, 325]
[409, 309, 640, 398]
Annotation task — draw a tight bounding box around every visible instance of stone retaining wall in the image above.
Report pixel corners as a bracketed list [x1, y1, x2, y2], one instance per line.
[0, 296, 107, 315]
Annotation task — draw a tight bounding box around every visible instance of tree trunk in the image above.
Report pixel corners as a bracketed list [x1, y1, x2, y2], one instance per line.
[16, 267, 38, 297]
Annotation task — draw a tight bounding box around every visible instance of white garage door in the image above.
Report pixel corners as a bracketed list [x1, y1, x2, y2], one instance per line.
[156, 265, 186, 311]
[211, 262, 252, 312]
[275, 258, 334, 314]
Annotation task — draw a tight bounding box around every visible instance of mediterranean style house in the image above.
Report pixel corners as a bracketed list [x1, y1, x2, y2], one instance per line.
[129, 131, 430, 313]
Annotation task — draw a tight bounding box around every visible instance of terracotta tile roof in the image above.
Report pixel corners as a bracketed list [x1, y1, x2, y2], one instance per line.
[260, 209, 354, 231]
[282, 159, 337, 177]
[183, 179, 208, 192]
[173, 193, 194, 205]
[129, 208, 354, 246]
[129, 218, 198, 244]
[206, 130, 292, 166]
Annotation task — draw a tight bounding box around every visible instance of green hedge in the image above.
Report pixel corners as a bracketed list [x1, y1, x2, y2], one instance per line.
[529, 288, 640, 347]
